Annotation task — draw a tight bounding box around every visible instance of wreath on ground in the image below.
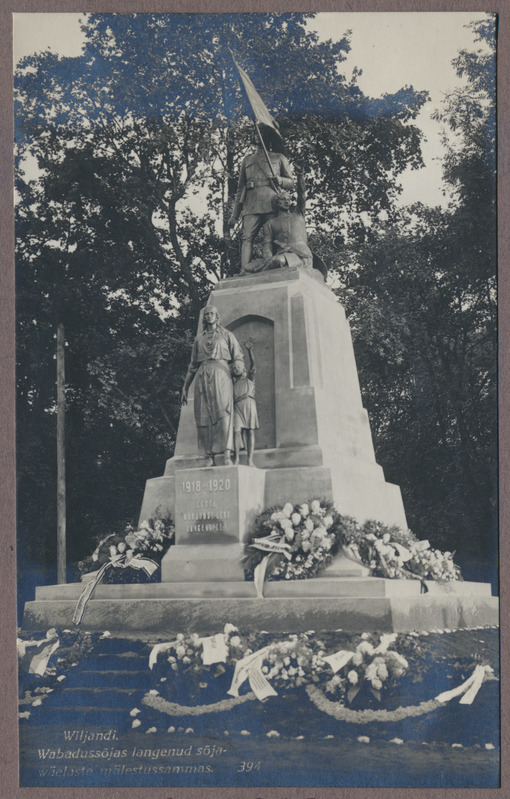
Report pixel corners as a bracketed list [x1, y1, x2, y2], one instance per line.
[243, 499, 461, 588]
[142, 626, 495, 724]
[18, 625, 497, 734]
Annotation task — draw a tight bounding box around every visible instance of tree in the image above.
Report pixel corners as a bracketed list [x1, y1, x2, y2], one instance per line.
[433, 18, 496, 289]
[15, 13, 427, 287]
[15, 13, 428, 572]
[337, 17, 496, 567]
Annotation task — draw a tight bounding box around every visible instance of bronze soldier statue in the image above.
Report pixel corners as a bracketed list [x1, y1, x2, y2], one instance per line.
[228, 129, 296, 269]
[241, 168, 327, 279]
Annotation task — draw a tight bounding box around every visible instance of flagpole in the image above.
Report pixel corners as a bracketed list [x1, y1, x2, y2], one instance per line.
[57, 323, 66, 584]
[254, 122, 279, 188]
[228, 49, 282, 190]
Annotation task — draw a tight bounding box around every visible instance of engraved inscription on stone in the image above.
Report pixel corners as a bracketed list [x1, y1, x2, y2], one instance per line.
[180, 477, 232, 534]
[175, 470, 239, 544]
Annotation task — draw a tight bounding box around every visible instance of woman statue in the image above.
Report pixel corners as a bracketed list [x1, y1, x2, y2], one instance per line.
[181, 305, 244, 466]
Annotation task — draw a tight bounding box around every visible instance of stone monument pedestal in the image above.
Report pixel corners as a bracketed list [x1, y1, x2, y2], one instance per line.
[23, 578, 498, 635]
[140, 267, 408, 531]
[162, 464, 265, 582]
[22, 270, 498, 637]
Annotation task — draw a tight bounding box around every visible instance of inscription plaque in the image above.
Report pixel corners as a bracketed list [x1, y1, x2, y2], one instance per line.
[174, 465, 265, 546]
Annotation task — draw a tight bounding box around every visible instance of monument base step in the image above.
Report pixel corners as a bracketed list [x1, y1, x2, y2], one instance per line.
[23, 582, 498, 636]
[161, 544, 246, 581]
[33, 577, 493, 601]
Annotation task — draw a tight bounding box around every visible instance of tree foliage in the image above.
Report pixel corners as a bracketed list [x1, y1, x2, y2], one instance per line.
[15, 13, 495, 577]
[16, 13, 428, 570]
[16, 13, 427, 289]
[337, 17, 497, 564]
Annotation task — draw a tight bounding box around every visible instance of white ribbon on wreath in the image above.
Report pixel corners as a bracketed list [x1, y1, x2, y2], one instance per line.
[250, 535, 293, 598]
[74, 554, 159, 625]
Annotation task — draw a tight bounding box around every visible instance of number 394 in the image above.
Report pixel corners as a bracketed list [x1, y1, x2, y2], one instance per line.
[237, 761, 261, 772]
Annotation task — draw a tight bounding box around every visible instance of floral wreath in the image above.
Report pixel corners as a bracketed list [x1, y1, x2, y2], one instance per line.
[75, 516, 174, 624]
[141, 626, 494, 722]
[243, 499, 461, 594]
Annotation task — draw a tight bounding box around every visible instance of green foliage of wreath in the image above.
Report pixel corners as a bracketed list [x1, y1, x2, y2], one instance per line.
[78, 516, 175, 583]
[243, 500, 462, 583]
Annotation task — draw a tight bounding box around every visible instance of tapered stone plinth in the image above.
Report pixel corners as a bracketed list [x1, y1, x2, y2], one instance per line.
[25, 271, 497, 638]
[140, 268, 407, 531]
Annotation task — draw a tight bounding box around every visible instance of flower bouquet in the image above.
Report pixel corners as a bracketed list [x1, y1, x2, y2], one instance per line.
[243, 500, 461, 594]
[74, 517, 174, 624]
[243, 499, 343, 593]
[78, 517, 175, 583]
[150, 626, 332, 707]
[342, 520, 462, 582]
[142, 626, 496, 728]
[320, 632, 410, 706]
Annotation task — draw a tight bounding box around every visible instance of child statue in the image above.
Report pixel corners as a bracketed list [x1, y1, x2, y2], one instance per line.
[231, 339, 259, 467]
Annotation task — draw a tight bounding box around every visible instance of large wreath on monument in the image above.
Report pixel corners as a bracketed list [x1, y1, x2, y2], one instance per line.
[243, 499, 462, 587]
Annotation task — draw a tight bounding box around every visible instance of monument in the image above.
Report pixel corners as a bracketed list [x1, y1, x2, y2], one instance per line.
[140, 264, 409, 580]
[22, 55, 497, 636]
[136, 68, 407, 584]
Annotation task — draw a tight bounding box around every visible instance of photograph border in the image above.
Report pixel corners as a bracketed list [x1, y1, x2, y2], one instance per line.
[1, 0, 507, 797]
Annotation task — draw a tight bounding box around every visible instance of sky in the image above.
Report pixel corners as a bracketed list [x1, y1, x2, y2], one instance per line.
[311, 13, 491, 207]
[13, 11, 492, 208]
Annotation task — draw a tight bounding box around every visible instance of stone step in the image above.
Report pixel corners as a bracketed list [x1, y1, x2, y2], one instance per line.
[70, 653, 148, 671]
[28, 706, 132, 725]
[21, 635, 157, 729]
[23, 594, 499, 636]
[48, 686, 143, 708]
[63, 669, 149, 689]
[35, 578, 493, 601]
[81, 638, 148, 655]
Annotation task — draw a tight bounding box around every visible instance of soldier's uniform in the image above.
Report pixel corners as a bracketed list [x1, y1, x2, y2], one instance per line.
[261, 208, 313, 270]
[231, 149, 295, 267]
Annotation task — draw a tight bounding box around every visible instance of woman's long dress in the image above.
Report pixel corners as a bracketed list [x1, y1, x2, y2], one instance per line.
[185, 326, 244, 456]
